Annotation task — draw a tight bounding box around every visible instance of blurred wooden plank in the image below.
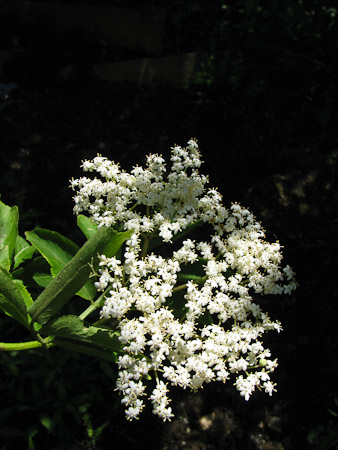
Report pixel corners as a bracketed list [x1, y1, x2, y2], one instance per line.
[93, 53, 209, 88]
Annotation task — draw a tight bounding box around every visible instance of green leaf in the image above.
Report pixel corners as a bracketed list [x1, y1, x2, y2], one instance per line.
[12, 278, 33, 308]
[0, 246, 10, 271]
[77, 215, 98, 239]
[77, 280, 96, 301]
[50, 338, 119, 362]
[172, 219, 203, 241]
[177, 258, 207, 282]
[13, 235, 35, 269]
[0, 268, 30, 327]
[12, 256, 51, 290]
[25, 228, 96, 300]
[103, 228, 134, 258]
[41, 315, 121, 353]
[25, 229, 79, 275]
[177, 273, 206, 281]
[32, 273, 53, 288]
[28, 228, 131, 325]
[41, 315, 121, 362]
[39, 413, 53, 432]
[92, 420, 110, 440]
[168, 290, 188, 320]
[198, 310, 214, 326]
[27, 427, 38, 450]
[0, 200, 19, 270]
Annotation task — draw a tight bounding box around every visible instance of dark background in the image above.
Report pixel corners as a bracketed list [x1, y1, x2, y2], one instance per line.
[0, 1, 337, 449]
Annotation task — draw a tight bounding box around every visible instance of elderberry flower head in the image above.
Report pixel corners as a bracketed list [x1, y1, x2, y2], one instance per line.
[71, 140, 296, 421]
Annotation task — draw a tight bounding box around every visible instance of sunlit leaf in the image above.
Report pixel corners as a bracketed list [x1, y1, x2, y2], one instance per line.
[13, 235, 35, 269]
[25, 228, 96, 300]
[0, 268, 30, 328]
[28, 228, 132, 325]
[25, 229, 79, 275]
[77, 215, 98, 239]
[0, 246, 10, 271]
[0, 200, 19, 270]
[39, 413, 53, 432]
[12, 278, 33, 308]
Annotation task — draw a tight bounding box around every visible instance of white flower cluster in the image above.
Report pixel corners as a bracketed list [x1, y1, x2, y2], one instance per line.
[71, 139, 296, 421]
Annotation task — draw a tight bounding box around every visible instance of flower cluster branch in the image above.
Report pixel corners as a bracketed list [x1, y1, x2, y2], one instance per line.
[70, 139, 296, 421]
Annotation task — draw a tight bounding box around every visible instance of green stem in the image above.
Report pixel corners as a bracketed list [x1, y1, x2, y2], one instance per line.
[141, 235, 151, 258]
[173, 276, 208, 293]
[246, 365, 261, 370]
[92, 317, 110, 327]
[0, 340, 45, 351]
[173, 283, 189, 293]
[29, 321, 52, 348]
[79, 288, 110, 321]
